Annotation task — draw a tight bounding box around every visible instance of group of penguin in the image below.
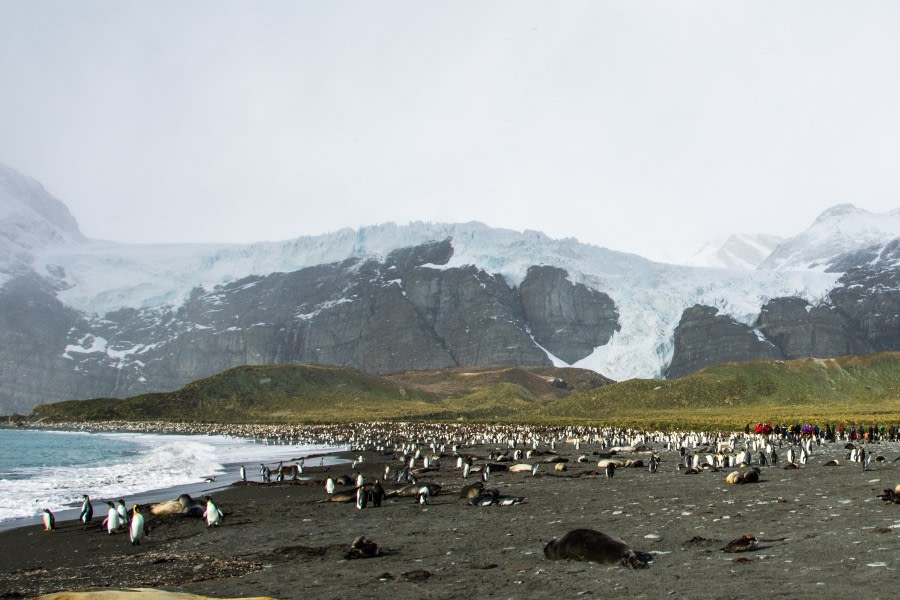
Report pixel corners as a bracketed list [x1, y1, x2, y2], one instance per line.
[40, 492, 225, 545]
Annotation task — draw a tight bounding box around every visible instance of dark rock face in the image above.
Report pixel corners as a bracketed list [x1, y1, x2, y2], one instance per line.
[0, 274, 106, 414]
[0, 241, 621, 412]
[667, 264, 900, 378]
[519, 266, 619, 364]
[665, 306, 782, 378]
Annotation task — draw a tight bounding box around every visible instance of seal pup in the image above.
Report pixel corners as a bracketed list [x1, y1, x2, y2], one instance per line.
[543, 529, 649, 569]
[41, 508, 55, 532]
[80, 494, 93, 525]
[721, 534, 758, 553]
[345, 535, 380, 559]
[129, 505, 148, 545]
[203, 496, 224, 527]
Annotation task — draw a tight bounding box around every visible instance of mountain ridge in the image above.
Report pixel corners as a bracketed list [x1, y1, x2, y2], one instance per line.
[1, 162, 899, 414]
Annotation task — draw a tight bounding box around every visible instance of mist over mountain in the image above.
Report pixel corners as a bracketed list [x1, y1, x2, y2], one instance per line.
[1, 162, 898, 415]
[686, 233, 785, 270]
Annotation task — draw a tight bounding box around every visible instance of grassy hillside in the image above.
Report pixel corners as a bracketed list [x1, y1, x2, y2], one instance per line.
[534, 353, 900, 429]
[28, 354, 900, 429]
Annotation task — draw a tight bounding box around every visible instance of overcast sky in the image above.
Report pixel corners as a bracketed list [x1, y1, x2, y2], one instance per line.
[1, 2, 899, 263]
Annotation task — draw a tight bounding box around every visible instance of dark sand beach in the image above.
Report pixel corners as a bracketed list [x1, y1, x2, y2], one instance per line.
[1, 431, 898, 600]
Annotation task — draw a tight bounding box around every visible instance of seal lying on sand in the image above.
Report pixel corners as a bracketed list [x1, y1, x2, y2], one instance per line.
[35, 589, 274, 600]
[543, 529, 650, 569]
[149, 494, 205, 517]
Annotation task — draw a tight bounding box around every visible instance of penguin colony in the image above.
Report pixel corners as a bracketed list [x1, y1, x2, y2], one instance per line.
[30, 421, 899, 576]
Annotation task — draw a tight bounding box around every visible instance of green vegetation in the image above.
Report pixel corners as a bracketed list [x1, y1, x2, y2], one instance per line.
[29, 354, 900, 430]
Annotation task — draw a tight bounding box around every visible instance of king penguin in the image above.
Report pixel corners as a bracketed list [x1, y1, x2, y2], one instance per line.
[41, 508, 55, 532]
[129, 504, 148, 545]
[115, 499, 128, 523]
[104, 501, 123, 534]
[356, 485, 368, 510]
[203, 496, 224, 527]
[240, 465, 246, 482]
[80, 494, 93, 525]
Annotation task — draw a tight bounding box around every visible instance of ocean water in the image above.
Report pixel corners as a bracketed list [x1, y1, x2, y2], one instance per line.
[0, 428, 344, 524]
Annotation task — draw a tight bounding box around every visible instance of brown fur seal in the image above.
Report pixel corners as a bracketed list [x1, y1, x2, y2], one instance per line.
[345, 535, 380, 559]
[721, 534, 758, 553]
[543, 529, 650, 569]
[459, 481, 484, 499]
[741, 468, 760, 484]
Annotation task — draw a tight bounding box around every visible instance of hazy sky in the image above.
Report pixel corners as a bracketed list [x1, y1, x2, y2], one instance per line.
[1, 2, 899, 263]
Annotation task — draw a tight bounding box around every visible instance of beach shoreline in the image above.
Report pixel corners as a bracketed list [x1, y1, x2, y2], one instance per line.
[1, 423, 898, 599]
[0, 424, 351, 534]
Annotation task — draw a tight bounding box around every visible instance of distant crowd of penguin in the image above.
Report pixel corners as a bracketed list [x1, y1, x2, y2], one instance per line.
[35, 420, 900, 566]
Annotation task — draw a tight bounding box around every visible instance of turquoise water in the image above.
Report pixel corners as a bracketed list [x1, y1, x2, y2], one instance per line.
[0, 428, 344, 524]
[0, 429, 139, 480]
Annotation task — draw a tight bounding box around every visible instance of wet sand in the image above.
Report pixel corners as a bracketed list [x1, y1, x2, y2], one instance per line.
[1, 436, 898, 600]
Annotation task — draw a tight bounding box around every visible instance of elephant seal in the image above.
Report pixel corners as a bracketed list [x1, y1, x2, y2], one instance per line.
[543, 528, 650, 569]
[149, 494, 205, 517]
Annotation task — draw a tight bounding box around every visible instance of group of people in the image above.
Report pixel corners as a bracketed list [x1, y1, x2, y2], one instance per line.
[749, 421, 899, 442]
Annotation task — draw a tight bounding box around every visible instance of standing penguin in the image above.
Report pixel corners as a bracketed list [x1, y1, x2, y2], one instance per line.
[115, 499, 128, 523]
[239, 465, 246, 482]
[129, 505, 148, 545]
[103, 501, 123, 534]
[356, 485, 368, 510]
[648, 455, 659, 473]
[325, 476, 336, 495]
[203, 496, 224, 527]
[605, 462, 616, 478]
[371, 480, 386, 508]
[80, 494, 94, 525]
[41, 508, 55, 532]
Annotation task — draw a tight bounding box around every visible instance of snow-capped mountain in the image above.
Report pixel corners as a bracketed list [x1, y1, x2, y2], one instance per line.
[0, 164, 84, 282]
[0, 162, 898, 414]
[686, 233, 784, 270]
[760, 204, 900, 271]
